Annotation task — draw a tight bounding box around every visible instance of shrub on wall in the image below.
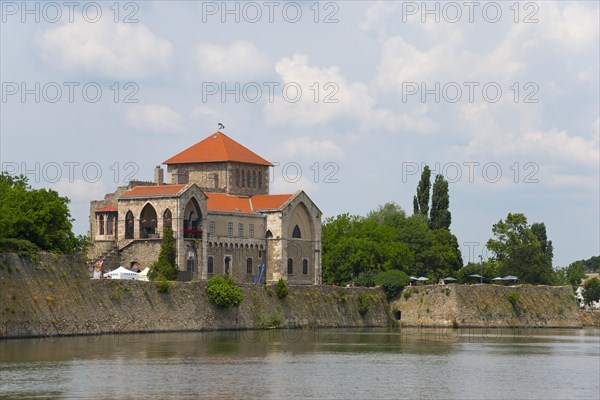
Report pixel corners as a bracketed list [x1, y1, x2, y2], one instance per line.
[206, 275, 243, 308]
[149, 228, 178, 281]
[358, 292, 370, 315]
[276, 278, 289, 299]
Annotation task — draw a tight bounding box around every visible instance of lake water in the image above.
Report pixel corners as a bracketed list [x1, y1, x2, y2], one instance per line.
[1, 327, 599, 399]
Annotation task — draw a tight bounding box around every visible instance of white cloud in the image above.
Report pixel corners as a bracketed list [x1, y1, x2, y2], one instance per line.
[542, 3, 600, 53]
[126, 105, 186, 134]
[278, 137, 344, 160]
[271, 175, 317, 195]
[38, 20, 172, 80]
[51, 179, 106, 201]
[264, 54, 434, 133]
[195, 40, 270, 80]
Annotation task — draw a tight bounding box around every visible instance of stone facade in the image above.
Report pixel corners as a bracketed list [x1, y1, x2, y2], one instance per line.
[87, 131, 322, 285]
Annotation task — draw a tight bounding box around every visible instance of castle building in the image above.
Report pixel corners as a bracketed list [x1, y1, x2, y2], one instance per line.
[88, 131, 322, 285]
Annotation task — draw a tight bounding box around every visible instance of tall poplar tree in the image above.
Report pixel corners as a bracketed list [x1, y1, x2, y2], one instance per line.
[429, 174, 451, 230]
[413, 165, 431, 217]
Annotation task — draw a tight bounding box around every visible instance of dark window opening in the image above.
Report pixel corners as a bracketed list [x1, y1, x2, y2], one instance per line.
[302, 259, 308, 275]
[287, 258, 293, 275]
[292, 225, 302, 239]
[207, 257, 214, 274]
[246, 258, 253, 274]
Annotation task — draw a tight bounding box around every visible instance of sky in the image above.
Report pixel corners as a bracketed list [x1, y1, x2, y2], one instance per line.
[1, 1, 598, 267]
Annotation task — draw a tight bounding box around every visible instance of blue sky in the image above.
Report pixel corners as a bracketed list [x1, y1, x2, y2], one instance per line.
[1, 1, 598, 267]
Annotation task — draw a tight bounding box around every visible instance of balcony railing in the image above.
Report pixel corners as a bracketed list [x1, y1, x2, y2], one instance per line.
[184, 229, 202, 239]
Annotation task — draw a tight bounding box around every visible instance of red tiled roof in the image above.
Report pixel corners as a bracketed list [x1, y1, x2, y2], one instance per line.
[163, 132, 273, 166]
[206, 193, 255, 214]
[121, 184, 187, 198]
[251, 194, 293, 210]
[205, 193, 294, 214]
[96, 206, 118, 212]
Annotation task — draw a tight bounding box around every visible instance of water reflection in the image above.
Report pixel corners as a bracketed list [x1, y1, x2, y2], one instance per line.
[1, 328, 598, 399]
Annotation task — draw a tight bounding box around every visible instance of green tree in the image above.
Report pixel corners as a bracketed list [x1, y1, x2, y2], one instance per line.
[582, 278, 600, 305]
[429, 174, 451, 230]
[555, 261, 587, 288]
[275, 278, 289, 299]
[322, 213, 412, 285]
[457, 261, 500, 283]
[0, 173, 85, 254]
[486, 213, 555, 285]
[413, 165, 431, 217]
[374, 269, 410, 299]
[148, 227, 178, 281]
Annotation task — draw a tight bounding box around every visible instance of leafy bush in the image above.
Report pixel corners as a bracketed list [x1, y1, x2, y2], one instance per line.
[507, 291, 520, 309]
[583, 278, 600, 305]
[403, 290, 412, 300]
[206, 275, 243, 308]
[156, 278, 169, 294]
[275, 278, 289, 299]
[0, 238, 39, 256]
[374, 270, 410, 299]
[355, 270, 377, 287]
[358, 292, 370, 315]
[149, 228, 178, 281]
[339, 290, 347, 303]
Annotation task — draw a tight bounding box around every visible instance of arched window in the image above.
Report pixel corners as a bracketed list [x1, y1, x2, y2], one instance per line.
[139, 203, 158, 238]
[247, 258, 253, 274]
[287, 258, 293, 275]
[235, 169, 240, 187]
[246, 170, 251, 188]
[98, 214, 105, 235]
[252, 171, 257, 188]
[225, 256, 231, 275]
[265, 230, 273, 239]
[125, 211, 134, 239]
[207, 256, 214, 274]
[241, 170, 246, 187]
[163, 209, 172, 230]
[258, 171, 262, 189]
[107, 215, 114, 235]
[188, 211, 197, 230]
[292, 225, 302, 239]
[186, 246, 196, 273]
[303, 259, 308, 275]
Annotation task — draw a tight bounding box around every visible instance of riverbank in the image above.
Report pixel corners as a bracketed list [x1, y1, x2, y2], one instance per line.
[0, 253, 592, 338]
[391, 283, 583, 328]
[0, 253, 389, 338]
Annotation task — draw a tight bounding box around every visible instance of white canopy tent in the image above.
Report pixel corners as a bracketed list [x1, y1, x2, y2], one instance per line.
[138, 268, 150, 282]
[103, 266, 138, 280]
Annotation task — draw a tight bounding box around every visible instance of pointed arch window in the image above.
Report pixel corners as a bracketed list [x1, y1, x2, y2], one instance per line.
[287, 258, 294, 275]
[163, 209, 172, 230]
[246, 258, 253, 274]
[98, 214, 105, 235]
[125, 211, 134, 239]
[292, 225, 302, 239]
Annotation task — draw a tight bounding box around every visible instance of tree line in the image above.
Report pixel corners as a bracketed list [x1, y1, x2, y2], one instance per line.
[0, 173, 87, 254]
[322, 166, 598, 293]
